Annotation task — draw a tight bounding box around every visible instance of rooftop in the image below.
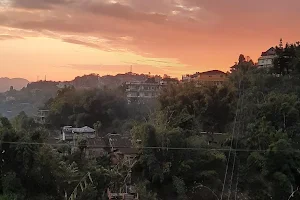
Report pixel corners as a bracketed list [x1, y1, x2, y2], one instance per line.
[87, 137, 106, 147]
[105, 133, 137, 155]
[261, 47, 276, 56]
[183, 70, 227, 79]
[199, 70, 226, 76]
[62, 126, 95, 134]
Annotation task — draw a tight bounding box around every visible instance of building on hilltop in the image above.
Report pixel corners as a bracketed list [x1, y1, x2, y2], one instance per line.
[182, 70, 227, 86]
[258, 47, 277, 68]
[57, 82, 73, 89]
[125, 77, 174, 104]
[197, 70, 227, 85]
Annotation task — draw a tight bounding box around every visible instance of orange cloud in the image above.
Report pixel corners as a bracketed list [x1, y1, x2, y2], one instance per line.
[0, 34, 23, 40]
[1, 0, 300, 81]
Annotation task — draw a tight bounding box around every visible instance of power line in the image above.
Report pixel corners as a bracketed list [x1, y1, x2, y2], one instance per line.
[0, 140, 298, 153]
[221, 78, 243, 200]
[227, 83, 245, 200]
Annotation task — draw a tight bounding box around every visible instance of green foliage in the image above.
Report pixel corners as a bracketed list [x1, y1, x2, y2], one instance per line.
[159, 82, 235, 133]
[11, 112, 38, 132]
[0, 81, 59, 119]
[172, 176, 187, 200]
[273, 43, 300, 75]
[135, 181, 158, 200]
[46, 88, 129, 130]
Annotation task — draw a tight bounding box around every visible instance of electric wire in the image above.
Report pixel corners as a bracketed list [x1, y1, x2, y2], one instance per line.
[0, 140, 299, 153]
[220, 78, 243, 200]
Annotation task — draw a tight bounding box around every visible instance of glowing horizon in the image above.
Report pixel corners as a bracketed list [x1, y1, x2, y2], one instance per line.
[1, 0, 300, 81]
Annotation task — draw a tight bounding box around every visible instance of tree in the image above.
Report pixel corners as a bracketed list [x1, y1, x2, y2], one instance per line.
[93, 121, 102, 134]
[46, 88, 129, 130]
[11, 111, 37, 131]
[201, 85, 235, 134]
[238, 54, 246, 64]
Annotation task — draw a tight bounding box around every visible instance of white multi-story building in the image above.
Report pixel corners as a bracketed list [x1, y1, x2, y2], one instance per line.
[258, 47, 277, 68]
[125, 77, 178, 103]
[126, 78, 161, 103]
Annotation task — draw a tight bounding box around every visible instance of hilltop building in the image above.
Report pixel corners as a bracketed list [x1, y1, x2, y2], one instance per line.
[182, 70, 227, 86]
[125, 77, 178, 104]
[57, 82, 73, 89]
[258, 47, 277, 68]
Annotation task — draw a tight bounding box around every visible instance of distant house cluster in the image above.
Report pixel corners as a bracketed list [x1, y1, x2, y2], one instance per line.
[125, 70, 228, 103]
[124, 45, 281, 104]
[61, 126, 137, 165]
[57, 126, 139, 199]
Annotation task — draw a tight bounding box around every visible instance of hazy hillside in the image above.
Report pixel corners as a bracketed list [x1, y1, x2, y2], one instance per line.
[0, 81, 59, 119]
[0, 77, 29, 92]
[0, 73, 164, 118]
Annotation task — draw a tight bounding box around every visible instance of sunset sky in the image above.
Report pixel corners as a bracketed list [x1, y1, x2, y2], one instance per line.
[1, 0, 300, 81]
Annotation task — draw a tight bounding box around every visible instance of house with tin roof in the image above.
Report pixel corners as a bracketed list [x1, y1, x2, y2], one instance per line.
[61, 126, 96, 141]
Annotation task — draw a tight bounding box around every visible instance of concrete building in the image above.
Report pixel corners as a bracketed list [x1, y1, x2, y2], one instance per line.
[182, 70, 227, 86]
[258, 47, 277, 68]
[126, 77, 178, 103]
[125, 77, 162, 104]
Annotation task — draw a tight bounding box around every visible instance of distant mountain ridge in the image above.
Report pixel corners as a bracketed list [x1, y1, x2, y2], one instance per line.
[0, 77, 29, 92]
